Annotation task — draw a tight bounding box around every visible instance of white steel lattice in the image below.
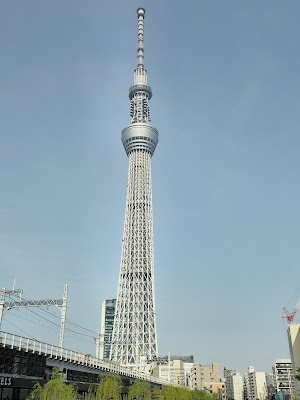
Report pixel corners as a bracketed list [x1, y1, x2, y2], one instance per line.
[110, 150, 157, 365]
[111, 7, 158, 368]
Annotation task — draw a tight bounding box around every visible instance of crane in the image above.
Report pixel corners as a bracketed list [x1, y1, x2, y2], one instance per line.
[283, 296, 300, 324]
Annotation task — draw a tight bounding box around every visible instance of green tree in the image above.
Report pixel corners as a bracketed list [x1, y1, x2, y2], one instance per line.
[191, 389, 218, 400]
[152, 386, 163, 399]
[128, 380, 152, 400]
[96, 373, 122, 400]
[31, 367, 78, 400]
[87, 385, 97, 400]
[175, 387, 190, 400]
[31, 382, 43, 400]
[162, 385, 177, 400]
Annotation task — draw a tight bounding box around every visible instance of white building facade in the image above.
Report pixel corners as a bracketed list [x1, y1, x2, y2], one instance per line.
[244, 367, 267, 400]
[224, 368, 243, 400]
[152, 359, 185, 386]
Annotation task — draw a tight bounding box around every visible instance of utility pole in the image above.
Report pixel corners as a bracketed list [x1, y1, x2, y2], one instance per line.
[0, 279, 68, 348]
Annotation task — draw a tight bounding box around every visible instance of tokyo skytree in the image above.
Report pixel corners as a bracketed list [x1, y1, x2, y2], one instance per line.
[110, 8, 158, 367]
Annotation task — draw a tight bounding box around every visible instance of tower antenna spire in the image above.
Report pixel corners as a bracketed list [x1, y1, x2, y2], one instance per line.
[137, 8, 145, 68]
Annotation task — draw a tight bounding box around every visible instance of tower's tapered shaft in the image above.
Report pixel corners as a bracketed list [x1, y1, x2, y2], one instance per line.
[110, 8, 158, 367]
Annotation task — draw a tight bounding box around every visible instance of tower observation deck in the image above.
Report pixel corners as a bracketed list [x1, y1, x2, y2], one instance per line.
[110, 8, 158, 367]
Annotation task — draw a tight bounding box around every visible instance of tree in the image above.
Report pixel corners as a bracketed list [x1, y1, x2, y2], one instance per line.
[162, 385, 177, 400]
[128, 380, 152, 400]
[175, 387, 190, 400]
[31, 367, 78, 400]
[87, 385, 97, 400]
[158, 385, 219, 400]
[96, 373, 122, 400]
[31, 382, 43, 400]
[152, 386, 163, 399]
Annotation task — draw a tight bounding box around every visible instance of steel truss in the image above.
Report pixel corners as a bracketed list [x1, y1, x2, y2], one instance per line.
[0, 283, 68, 348]
[111, 150, 157, 366]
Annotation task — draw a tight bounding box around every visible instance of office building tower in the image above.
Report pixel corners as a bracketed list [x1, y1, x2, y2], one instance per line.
[99, 299, 116, 360]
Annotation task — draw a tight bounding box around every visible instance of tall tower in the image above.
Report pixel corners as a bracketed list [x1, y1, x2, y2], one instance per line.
[110, 8, 158, 367]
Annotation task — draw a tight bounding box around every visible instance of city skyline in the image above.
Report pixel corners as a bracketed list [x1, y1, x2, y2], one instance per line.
[0, 1, 299, 375]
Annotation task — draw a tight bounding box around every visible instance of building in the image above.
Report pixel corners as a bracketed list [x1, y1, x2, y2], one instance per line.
[152, 359, 185, 386]
[224, 368, 237, 399]
[265, 372, 276, 400]
[151, 356, 194, 387]
[224, 368, 243, 400]
[157, 355, 194, 364]
[184, 362, 195, 388]
[98, 299, 116, 360]
[110, 8, 159, 368]
[205, 382, 226, 400]
[287, 324, 300, 400]
[191, 363, 220, 390]
[244, 367, 267, 400]
[273, 359, 295, 398]
[212, 363, 220, 383]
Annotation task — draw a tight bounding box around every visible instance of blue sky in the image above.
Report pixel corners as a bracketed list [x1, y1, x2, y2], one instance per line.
[1, 0, 300, 376]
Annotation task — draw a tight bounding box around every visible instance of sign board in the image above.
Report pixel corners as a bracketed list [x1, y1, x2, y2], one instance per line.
[0, 377, 12, 386]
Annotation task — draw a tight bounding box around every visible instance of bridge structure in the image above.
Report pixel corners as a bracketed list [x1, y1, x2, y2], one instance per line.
[0, 330, 174, 399]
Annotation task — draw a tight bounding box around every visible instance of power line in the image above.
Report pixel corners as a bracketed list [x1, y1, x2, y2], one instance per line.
[25, 307, 95, 338]
[8, 311, 59, 332]
[3, 317, 36, 340]
[3, 315, 95, 346]
[6, 293, 98, 335]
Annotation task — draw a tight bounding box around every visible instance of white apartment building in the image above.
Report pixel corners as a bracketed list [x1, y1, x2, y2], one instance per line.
[152, 359, 185, 386]
[183, 362, 194, 388]
[224, 368, 243, 400]
[244, 367, 267, 400]
[273, 359, 295, 396]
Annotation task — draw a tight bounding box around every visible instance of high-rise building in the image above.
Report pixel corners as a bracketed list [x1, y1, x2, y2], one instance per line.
[224, 368, 243, 400]
[244, 367, 267, 400]
[212, 362, 220, 383]
[110, 8, 158, 367]
[265, 373, 276, 400]
[183, 362, 195, 388]
[287, 324, 300, 400]
[191, 363, 220, 390]
[273, 359, 295, 397]
[98, 299, 116, 360]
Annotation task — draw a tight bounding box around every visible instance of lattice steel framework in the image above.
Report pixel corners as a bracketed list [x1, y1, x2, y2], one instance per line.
[110, 8, 158, 367]
[0, 283, 68, 349]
